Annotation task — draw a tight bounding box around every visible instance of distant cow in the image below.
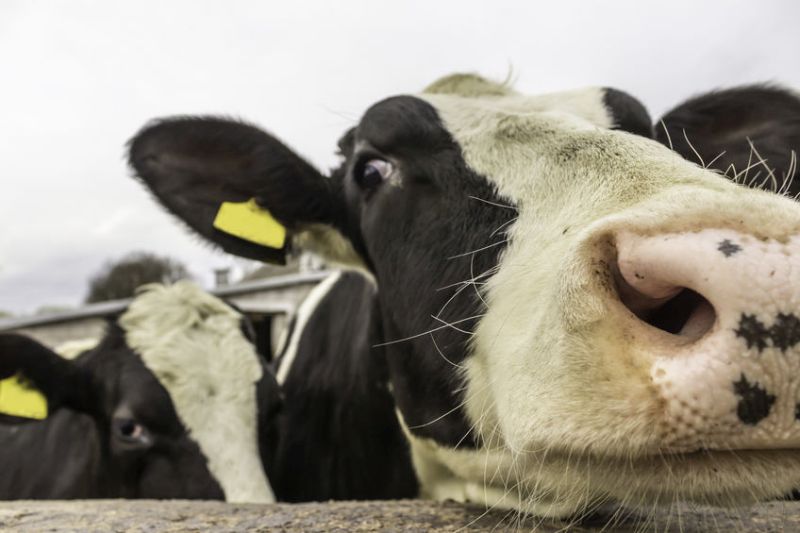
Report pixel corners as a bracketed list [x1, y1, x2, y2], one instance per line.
[0, 282, 279, 502]
[128, 74, 800, 518]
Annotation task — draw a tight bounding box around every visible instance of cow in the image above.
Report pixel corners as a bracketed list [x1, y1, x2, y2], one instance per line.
[0, 281, 279, 502]
[127, 73, 800, 518]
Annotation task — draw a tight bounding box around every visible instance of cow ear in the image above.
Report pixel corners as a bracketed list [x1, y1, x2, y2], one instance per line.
[0, 334, 97, 421]
[656, 85, 800, 194]
[128, 117, 356, 266]
[602, 88, 653, 138]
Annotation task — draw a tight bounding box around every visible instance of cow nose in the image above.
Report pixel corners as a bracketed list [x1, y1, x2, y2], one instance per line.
[611, 229, 800, 451]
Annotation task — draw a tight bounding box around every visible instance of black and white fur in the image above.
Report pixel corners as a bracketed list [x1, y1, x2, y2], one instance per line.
[127, 74, 800, 515]
[0, 282, 278, 502]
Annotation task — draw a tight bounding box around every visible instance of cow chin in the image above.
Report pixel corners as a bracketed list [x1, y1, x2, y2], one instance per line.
[604, 449, 800, 509]
[405, 417, 800, 518]
[438, 355, 800, 519]
[565, 449, 800, 517]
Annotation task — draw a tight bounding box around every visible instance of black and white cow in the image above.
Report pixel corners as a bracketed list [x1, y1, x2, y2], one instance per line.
[0, 281, 279, 501]
[128, 74, 800, 517]
[266, 270, 418, 501]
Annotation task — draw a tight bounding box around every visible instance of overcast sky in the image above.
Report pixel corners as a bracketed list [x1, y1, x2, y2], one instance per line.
[1, 0, 799, 314]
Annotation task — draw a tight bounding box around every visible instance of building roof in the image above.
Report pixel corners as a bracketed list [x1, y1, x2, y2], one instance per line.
[0, 271, 329, 332]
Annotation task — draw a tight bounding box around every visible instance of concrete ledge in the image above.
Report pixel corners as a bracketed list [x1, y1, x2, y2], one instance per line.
[0, 499, 798, 532]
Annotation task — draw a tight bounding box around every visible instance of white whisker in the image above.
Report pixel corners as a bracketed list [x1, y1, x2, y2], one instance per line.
[448, 239, 508, 260]
[682, 128, 705, 168]
[704, 149, 727, 171]
[431, 314, 475, 336]
[659, 120, 674, 150]
[429, 332, 465, 370]
[468, 195, 517, 210]
[372, 314, 484, 347]
[490, 216, 518, 238]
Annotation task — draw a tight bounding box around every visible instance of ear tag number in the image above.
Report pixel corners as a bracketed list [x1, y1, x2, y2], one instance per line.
[0, 373, 48, 419]
[213, 199, 287, 249]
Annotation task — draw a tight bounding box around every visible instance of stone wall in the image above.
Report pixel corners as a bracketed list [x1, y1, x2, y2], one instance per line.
[0, 499, 796, 532]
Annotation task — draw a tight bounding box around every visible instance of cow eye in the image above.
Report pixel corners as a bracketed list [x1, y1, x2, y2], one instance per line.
[357, 159, 393, 189]
[112, 417, 151, 448]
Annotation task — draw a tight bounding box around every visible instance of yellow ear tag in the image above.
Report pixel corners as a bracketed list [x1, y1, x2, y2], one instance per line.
[213, 199, 287, 249]
[0, 374, 48, 420]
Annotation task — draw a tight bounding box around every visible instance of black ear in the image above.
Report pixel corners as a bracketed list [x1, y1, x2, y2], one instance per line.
[603, 88, 653, 138]
[128, 117, 344, 264]
[0, 334, 97, 420]
[656, 85, 800, 194]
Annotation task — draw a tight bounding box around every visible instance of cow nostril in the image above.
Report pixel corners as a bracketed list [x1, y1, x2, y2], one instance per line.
[614, 267, 716, 341]
[645, 289, 714, 338]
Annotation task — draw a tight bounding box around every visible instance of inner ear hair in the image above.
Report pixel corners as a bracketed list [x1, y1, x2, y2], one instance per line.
[293, 223, 372, 275]
[0, 334, 97, 415]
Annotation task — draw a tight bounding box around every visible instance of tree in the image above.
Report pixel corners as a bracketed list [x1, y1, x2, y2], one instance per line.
[85, 252, 191, 303]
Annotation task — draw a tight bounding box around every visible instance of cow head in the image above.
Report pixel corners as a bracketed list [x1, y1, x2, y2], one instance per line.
[0, 282, 277, 502]
[128, 74, 800, 516]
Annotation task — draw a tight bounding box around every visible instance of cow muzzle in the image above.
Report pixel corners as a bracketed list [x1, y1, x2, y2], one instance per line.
[612, 228, 800, 451]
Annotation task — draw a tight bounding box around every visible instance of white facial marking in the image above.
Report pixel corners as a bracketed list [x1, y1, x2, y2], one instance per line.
[276, 271, 343, 385]
[119, 281, 274, 503]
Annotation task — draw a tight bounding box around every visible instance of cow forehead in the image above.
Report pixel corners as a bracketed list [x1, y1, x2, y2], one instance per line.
[421, 87, 614, 131]
[118, 281, 273, 503]
[421, 73, 613, 128]
[415, 88, 687, 211]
